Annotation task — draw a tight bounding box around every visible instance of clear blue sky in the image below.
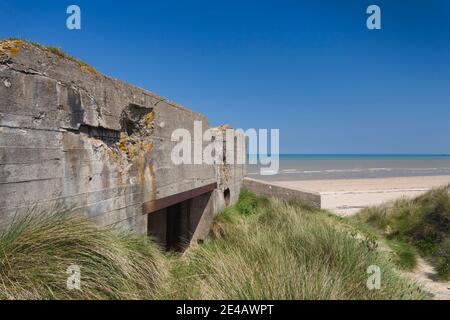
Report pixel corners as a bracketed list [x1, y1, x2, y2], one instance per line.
[1, 0, 449, 154]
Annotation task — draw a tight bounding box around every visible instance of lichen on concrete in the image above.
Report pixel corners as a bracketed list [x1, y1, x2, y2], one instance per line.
[0, 39, 246, 241]
[0, 39, 25, 57]
[1, 38, 95, 73]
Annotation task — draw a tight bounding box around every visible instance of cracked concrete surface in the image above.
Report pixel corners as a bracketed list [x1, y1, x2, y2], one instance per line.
[0, 40, 246, 242]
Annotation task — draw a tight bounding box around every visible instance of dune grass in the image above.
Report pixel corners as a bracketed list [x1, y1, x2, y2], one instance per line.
[355, 184, 450, 280]
[0, 191, 428, 300]
[159, 190, 426, 299]
[0, 211, 167, 300]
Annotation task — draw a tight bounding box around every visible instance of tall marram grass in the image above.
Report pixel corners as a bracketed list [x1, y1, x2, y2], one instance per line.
[159, 191, 426, 300]
[356, 184, 450, 280]
[0, 211, 167, 300]
[0, 192, 428, 300]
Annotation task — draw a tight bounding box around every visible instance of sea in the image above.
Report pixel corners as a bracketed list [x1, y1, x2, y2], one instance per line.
[246, 154, 450, 181]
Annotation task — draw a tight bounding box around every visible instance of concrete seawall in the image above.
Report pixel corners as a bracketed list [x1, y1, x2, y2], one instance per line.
[243, 178, 321, 208]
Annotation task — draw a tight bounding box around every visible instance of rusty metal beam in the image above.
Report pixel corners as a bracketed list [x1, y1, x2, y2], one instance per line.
[143, 183, 217, 214]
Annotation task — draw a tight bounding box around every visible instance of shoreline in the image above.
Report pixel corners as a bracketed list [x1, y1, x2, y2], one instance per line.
[271, 175, 450, 216]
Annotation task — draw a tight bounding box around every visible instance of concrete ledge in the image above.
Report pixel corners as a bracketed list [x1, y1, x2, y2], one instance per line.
[242, 178, 321, 208]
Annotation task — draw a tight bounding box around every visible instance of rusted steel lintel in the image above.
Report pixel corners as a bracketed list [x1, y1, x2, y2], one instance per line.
[143, 182, 217, 214]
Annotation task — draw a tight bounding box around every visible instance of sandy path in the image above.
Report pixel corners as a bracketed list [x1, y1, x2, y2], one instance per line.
[406, 258, 450, 300]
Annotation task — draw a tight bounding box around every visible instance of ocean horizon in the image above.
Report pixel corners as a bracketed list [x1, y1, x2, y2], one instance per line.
[247, 154, 450, 181]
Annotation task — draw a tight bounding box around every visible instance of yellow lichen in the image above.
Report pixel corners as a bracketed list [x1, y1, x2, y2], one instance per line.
[119, 133, 128, 153]
[145, 112, 154, 128]
[0, 40, 24, 56]
[8, 47, 20, 55]
[80, 65, 96, 74]
[149, 162, 156, 200]
[12, 40, 24, 46]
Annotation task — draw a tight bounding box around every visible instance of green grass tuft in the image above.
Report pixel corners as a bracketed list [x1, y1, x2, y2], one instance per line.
[0, 191, 430, 300]
[0, 211, 167, 300]
[235, 189, 269, 216]
[355, 184, 450, 280]
[159, 192, 427, 299]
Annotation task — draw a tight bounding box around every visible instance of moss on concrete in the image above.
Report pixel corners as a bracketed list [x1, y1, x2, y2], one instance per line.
[0, 38, 95, 73]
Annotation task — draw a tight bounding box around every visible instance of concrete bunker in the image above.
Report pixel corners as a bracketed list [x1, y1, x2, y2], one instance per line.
[145, 183, 216, 251]
[0, 40, 246, 239]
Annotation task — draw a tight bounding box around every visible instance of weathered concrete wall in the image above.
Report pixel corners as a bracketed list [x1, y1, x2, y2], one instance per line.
[0, 40, 245, 242]
[243, 178, 321, 208]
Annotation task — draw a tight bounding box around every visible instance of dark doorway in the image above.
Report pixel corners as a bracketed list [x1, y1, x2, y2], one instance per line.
[147, 194, 211, 252]
[146, 183, 216, 252]
[224, 188, 231, 206]
[148, 200, 190, 252]
[166, 201, 186, 251]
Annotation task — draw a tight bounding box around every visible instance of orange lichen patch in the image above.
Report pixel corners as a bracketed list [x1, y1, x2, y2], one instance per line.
[12, 40, 24, 46]
[145, 143, 153, 152]
[0, 40, 25, 57]
[119, 133, 128, 153]
[116, 123, 154, 159]
[8, 47, 20, 55]
[80, 65, 96, 74]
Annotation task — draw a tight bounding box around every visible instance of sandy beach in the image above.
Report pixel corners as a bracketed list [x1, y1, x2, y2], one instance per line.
[272, 175, 450, 216]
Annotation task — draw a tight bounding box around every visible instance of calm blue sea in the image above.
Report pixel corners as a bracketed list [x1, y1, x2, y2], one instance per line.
[247, 154, 450, 181]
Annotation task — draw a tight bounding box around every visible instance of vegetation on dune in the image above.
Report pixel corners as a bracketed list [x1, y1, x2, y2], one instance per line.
[0, 191, 429, 300]
[159, 191, 426, 300]
[0, 211, 167, 300]
[355, 184, 450, 280]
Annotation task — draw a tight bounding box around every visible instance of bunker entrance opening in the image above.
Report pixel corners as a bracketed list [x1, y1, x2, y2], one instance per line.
[224, 188, 231, 206]
[146, 183, 216, 251]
